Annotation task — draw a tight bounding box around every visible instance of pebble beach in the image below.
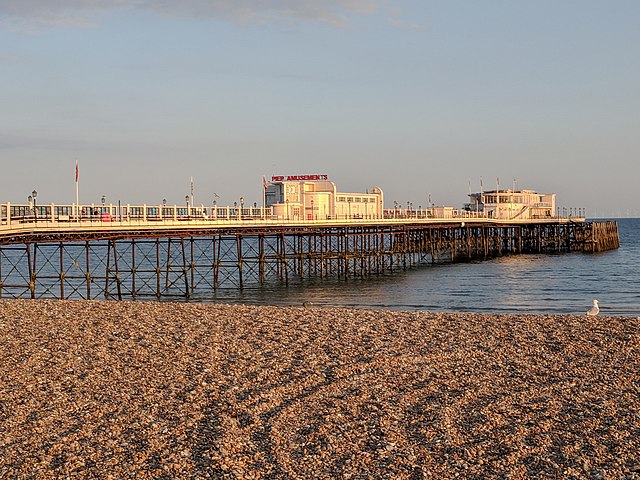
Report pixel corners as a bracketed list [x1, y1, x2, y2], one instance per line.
[1, 299, 638, 479]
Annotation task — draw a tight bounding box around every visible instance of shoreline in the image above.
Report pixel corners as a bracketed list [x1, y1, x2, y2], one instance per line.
[1, 299, 638, 478]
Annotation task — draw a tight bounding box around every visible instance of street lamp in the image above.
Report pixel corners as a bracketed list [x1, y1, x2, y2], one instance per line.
[31, 190, 38, 222]
[240, 196, 244, 220]
[101, 195, 106, 206]
[347, 197, 352, 219]
[185, 195, 190, 218]
[311, 199, 314, 220]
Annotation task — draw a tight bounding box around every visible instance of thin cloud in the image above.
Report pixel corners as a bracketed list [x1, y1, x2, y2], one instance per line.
[388, 17, 425, 32]
[0, 0, 387, 29]
[0, 49, 20, 62]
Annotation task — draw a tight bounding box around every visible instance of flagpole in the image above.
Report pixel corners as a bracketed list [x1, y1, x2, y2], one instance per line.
[75, 160, 79, 220]
[262, 176, 267, 219]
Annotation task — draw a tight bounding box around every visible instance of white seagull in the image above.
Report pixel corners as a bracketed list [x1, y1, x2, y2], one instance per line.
[586, 299, 600, 316]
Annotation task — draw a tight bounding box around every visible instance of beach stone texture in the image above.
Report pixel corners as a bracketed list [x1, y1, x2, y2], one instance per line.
[1, 299, 638, 479]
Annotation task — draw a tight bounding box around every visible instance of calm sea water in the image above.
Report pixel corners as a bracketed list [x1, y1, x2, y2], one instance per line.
[195, 218, 640, 316]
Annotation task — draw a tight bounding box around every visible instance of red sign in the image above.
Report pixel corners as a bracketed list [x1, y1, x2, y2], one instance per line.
[271, 174, 329, 182]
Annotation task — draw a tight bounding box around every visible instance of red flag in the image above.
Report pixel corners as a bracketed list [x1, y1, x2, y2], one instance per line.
[263, 175, 268, 189]
[75, 160, 78, 183]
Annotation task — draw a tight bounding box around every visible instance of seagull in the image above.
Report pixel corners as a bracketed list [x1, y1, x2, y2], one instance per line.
[586, 299, 599, 316]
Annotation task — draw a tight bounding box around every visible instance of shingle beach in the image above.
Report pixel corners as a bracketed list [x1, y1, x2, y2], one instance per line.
[1, 299, 638, 479]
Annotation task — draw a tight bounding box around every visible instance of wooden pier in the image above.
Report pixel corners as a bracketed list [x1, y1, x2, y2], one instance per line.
[0, 215, 619, 300]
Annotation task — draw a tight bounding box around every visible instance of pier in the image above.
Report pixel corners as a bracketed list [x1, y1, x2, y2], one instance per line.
[0, 202, 619, 300]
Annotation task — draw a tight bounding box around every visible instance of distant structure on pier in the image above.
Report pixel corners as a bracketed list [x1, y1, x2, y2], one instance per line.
[265, 174, 384, 220]
[464, 189, 556, 220]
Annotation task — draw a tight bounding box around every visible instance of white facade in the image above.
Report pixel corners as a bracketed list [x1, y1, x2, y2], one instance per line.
[266, 176, 384, 220]
[464, 189, 556, 220]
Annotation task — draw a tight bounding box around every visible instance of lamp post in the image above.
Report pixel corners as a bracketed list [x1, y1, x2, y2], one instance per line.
[240, 196, 244, 220]
[286, 199, 289, 221]
[311, 199, 314, 220]
[347, 197, 352, 220]
[31, 190, 38, 222]
[162, 198, 167, 220]
[100, 195, 106, 221]
[185, 195, 190, 219]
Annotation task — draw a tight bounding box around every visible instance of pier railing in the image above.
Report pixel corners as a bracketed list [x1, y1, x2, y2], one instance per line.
[1, 201, 582, 233]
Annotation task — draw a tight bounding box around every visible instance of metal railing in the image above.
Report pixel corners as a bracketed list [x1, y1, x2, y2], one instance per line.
[1, 202, 582, 235]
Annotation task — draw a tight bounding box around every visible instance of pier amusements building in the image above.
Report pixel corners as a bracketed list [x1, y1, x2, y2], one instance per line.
[265, 175, 384, 220]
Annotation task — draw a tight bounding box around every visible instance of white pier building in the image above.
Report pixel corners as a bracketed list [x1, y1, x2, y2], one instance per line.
[265, 175, 384, 220]
[464, 189, 556, 220]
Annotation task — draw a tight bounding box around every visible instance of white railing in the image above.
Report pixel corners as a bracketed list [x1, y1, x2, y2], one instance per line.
[1, 202, 580, 235]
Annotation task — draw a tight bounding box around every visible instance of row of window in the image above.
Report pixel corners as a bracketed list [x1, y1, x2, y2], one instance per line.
[336, 197, 377, 203]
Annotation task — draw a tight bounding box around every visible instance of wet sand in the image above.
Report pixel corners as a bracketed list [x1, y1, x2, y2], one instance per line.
[1, 299, 638, 479]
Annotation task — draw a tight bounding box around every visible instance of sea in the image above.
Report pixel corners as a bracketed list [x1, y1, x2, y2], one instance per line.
[197, 218, 640, 316]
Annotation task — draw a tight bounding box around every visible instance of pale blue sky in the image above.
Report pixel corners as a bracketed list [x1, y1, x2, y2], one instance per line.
[1, 1, 639, 216]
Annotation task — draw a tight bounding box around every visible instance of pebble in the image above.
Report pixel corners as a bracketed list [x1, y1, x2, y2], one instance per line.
[1, 299, 639, 478]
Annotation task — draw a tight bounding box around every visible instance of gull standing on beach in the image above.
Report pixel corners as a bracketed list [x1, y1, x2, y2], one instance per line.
[586, 299, 599, 316]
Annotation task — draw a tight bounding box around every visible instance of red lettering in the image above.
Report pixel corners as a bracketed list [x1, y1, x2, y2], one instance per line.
[271, 174, 329, 182]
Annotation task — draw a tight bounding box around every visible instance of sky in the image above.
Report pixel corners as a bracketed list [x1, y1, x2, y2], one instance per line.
[1, 0, 639, 217]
